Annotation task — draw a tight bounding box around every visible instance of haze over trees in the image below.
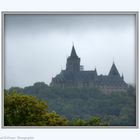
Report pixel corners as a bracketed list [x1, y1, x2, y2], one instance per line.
[4, 90, 107, 126]
[6, 82, 136, 126]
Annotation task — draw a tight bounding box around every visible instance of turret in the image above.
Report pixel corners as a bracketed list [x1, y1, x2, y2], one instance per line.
[108, 62, 120, 77]
[121, 73, 124, 80]
[70, 45, 78, 58]
[66, 44, 80, 72]
[95, 67, 97, 76]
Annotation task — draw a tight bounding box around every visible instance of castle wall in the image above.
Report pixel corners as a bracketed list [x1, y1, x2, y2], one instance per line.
[51, 80, 127, 94]
[50, 46, 128, 94]
[98, 86, 127, 94]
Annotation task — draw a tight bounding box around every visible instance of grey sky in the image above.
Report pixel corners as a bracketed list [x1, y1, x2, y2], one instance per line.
[4, 14, 136, 89]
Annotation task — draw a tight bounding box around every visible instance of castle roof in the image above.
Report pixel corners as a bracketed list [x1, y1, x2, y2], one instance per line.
[51, 44, 128, 89]
[60, 70, 97, 82]
[70, 45, 78, 58]
[108, 62, 120, 76]
[52, 70, 127, 87]
[96, 75, 127, 87]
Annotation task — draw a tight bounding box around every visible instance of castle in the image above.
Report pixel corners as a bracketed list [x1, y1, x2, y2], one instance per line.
[50, 45, 128, 93]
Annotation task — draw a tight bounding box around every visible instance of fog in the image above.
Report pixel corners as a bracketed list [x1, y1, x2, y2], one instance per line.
[4, 14, 136, 88]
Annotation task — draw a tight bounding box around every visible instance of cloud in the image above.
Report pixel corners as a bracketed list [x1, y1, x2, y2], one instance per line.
[4, 14, 136, 88]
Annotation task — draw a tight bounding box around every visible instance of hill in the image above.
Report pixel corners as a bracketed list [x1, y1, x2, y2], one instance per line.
[8, 82, 136, 126]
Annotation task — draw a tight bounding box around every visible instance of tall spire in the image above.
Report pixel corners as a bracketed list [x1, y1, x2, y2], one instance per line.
[66, 44, 80, 72]
[121, 73, 124, 80]
[95, 67, 97, 75]
[108, 62, 120, 76]
[70, 44, 78, 58]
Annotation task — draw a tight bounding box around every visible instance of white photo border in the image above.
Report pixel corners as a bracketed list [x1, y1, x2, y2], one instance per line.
[1, 11, 139, 129]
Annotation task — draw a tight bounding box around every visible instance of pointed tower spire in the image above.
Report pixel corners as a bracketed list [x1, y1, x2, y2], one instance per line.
[70, 44, 78, 58]
[95, 67, 97, 76]
[66, 44, 80, 72]
[108, 62, 120, 76]
[121, 73, 124, 80]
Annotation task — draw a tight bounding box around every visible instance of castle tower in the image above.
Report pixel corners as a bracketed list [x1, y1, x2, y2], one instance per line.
[121, 73, 124, 80]
[66, 45, 80, 72]
[108, 62, 120, 77]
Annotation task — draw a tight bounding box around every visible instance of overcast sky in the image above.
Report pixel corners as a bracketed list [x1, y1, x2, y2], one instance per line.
[4, 14, 136, 89]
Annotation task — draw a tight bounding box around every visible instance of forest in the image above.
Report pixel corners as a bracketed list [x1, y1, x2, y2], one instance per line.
[5, 82, 136, 126]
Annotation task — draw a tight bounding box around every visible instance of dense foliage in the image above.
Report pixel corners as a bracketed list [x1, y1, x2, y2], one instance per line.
[4, 91, 68, 126]
[8, 82, 136, 126]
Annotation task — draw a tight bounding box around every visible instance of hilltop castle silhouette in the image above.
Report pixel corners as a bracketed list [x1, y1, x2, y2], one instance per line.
[50, 45, 128, 93]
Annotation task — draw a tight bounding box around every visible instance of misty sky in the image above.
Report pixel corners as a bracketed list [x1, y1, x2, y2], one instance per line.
[4, 14, 136, 89]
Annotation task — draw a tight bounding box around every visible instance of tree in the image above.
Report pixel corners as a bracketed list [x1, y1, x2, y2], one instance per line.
[69, 118, 86, 126]
[86, 116, 108, 126]
[4, 91, 67, 126]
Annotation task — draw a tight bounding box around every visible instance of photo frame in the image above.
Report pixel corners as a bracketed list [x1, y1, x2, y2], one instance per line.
[1, 11, 138, 129]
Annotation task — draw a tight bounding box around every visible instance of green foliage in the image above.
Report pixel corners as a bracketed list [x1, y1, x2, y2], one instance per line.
[8, 83, 136, 126]
[4, 91, 67, 126]
[69, 118, 87, 126]
[87, 117, 102, 126]
[69, 116, 108, 126]
[41, 112, 68, 126]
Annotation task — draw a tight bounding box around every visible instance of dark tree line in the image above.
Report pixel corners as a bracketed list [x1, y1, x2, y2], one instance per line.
[4, 90, 107, 126]
[8, 82, 136, 126]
